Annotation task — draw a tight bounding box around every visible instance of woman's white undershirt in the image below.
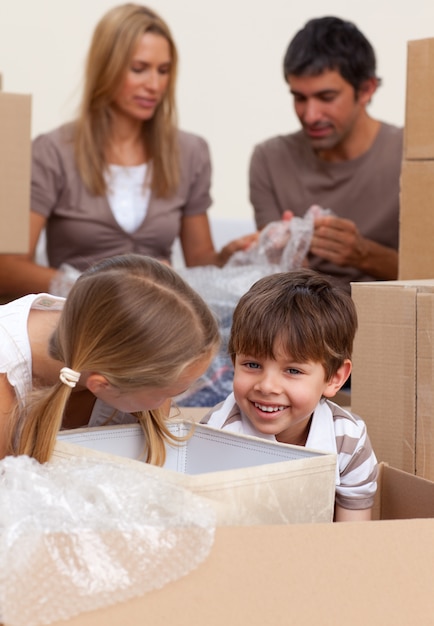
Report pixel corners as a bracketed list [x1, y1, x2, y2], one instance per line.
[106, 163, 151, 233]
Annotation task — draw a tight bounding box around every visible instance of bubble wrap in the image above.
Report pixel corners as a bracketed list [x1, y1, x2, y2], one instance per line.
[49, 263, 81, 297]
[0, 455, 216, 626]
[176, 206, 330, 406]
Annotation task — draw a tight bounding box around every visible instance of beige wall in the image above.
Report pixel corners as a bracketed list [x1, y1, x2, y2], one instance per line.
[1, 0, 433, 220]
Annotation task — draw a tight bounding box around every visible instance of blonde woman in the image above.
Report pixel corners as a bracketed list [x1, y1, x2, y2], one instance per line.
[0, 254, 219, 464]
[0, 3, 255, 299]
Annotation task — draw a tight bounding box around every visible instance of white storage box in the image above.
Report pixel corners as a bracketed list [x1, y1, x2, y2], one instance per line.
[55, 422, 337, 525]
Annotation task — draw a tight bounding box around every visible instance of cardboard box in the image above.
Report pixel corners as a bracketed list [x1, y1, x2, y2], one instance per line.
[399, 37, 434, 280]
[3, 463, 434, 626]
[404, 37, 434, 160]
[56, 422, 337, 525]
[0, 91, 31, 253]
[399, 160, 434, 279]
[375, 463, 434, 520]
[351, 279, 434, 479]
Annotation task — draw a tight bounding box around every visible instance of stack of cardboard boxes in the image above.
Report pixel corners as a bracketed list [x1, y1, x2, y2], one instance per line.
[399, 37, 434, 279]
[351, 38, 434, 481]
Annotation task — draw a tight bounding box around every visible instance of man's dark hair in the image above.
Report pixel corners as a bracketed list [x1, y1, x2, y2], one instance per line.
[283, 16, 381, 92]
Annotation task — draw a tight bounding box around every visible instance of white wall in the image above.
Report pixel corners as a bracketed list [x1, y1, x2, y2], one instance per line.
[1, 0, 433, 221]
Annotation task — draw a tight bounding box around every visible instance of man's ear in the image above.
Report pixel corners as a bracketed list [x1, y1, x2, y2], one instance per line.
[323, 359, 352, 398]
[85, 373, 112, 396]
[357, 77, 379, 105]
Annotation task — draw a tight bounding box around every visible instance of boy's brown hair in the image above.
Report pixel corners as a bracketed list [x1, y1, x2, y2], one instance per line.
[228, 268, 357, 380]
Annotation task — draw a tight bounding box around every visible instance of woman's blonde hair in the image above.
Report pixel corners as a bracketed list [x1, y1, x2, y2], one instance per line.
[75, 3, 179, 197]
[14, 255, 219, 465]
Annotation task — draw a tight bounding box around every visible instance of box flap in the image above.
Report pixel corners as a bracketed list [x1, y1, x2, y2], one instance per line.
[57, 422, 331, 473]
[378, 464, 434, 519]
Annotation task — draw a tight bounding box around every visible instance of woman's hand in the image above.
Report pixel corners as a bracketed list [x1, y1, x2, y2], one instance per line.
[217, 232, 259, 266]
[180, 214, 259, 268]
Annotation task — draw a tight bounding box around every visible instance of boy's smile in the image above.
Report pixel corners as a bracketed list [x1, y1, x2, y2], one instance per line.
[233, 344, 343, 445]
[253, 401, 288, 413]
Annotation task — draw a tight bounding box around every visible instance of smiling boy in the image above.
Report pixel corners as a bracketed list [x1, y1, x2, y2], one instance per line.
[202, 269, 378, 522]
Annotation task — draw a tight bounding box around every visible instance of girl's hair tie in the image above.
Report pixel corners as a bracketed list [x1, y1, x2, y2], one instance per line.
[59, 367, 81, 388]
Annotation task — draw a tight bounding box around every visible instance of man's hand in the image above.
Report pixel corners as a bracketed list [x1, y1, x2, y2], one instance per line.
[311, 215, 368, 268]
[311, 214, 398, 279]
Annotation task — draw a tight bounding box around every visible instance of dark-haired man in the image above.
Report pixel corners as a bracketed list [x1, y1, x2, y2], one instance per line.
[249, 16, 402, 291]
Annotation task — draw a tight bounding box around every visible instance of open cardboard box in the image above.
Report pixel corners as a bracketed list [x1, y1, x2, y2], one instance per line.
[3, 462, 434, 626]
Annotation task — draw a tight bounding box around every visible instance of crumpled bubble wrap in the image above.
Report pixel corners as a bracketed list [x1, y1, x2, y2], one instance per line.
[49, 263, 81, 298]
[226, 205, 321, 270]
[176, 206, 330, 406]
[180, 205, 327, 316]
[0, 455, 216, 626]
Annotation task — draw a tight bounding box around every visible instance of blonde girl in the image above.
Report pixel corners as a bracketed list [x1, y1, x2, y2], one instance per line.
[0, 254, 219, 464]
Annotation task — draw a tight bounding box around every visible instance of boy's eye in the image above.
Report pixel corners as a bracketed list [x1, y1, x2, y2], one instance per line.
[287, 367, 302, 375]
[245, 362, 261, 369]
